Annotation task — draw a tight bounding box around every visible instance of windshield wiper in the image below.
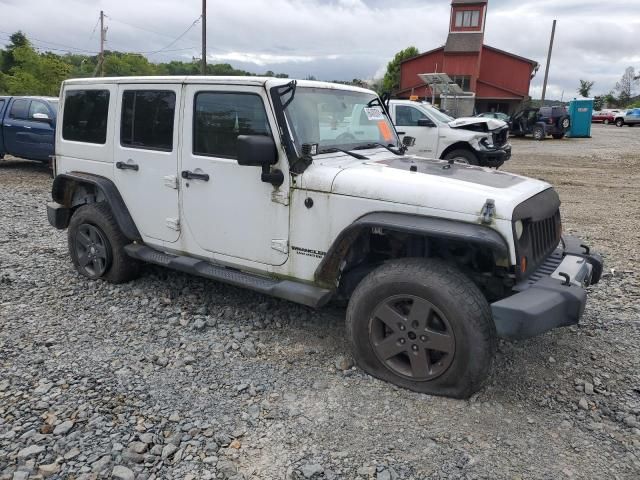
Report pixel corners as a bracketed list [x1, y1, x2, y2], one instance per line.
[318, 147, 368, 160]
[352, 142, 404, 156]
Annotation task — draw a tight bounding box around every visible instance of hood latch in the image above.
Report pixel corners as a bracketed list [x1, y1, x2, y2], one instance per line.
[480, 199, 496, 224]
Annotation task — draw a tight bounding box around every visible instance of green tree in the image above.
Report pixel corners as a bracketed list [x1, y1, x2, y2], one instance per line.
[382, 46, 419, 94]
[616, 67, 638, 106]
[577, 79, 594, 98]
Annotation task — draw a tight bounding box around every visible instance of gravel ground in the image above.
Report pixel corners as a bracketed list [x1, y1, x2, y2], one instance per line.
[1, 124, 639, 479]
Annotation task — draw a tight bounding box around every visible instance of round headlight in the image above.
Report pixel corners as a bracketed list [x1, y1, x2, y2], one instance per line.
[515, 220, 524, 239]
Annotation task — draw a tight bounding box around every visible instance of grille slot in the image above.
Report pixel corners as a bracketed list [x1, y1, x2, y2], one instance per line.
[526, 211, 561, 266]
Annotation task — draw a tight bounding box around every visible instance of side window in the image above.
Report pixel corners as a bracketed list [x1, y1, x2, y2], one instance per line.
[395, 105, 427, 127]
[62, 90, 110, 144]
[194, 92, 272, 159]
[0, 99, 5, 113]
[121, 90, 176, 151]
[28, 100, 50, 118]
[9, 99, 29, 120]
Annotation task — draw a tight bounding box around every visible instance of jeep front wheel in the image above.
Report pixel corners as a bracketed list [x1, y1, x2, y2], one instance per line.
[68, 203, 140, 283]
[346, 259, 496, 399]
[442, 149, 479, 166]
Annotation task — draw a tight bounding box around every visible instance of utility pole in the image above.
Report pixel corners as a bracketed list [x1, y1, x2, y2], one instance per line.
[201, 0, 207, 75]
[540, 19, 556, 105]
[98, 10, 106, 77]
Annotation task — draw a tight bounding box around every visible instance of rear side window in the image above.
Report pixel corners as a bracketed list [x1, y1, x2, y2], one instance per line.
[9, 99, 29, 120]
[62, 90, 110, 144]
[194, 92, 271, 159]
[121, 90, 176, 151]
[0, 99, 5, 112]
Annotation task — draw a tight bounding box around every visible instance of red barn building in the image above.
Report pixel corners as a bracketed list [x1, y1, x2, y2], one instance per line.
[398, 0, 539, 114]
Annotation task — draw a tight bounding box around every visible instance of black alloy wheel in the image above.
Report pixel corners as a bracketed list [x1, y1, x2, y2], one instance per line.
[74, 223, 112, 278]
[369, 294, 455, 380]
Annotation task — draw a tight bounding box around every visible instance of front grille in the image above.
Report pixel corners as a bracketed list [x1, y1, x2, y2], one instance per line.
[525, 210, 561, 266]
[492, 127, 509, 147]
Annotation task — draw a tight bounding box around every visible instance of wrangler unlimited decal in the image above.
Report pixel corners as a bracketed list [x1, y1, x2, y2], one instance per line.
[291, 246, 327, 259]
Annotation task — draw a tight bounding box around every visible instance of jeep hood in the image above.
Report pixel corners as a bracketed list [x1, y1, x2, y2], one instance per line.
[448, 117, 507, 131]
[299, 150, 551, 220]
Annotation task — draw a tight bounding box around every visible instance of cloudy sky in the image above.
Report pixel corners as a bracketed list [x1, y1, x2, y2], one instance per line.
[1, 0, 638, 99]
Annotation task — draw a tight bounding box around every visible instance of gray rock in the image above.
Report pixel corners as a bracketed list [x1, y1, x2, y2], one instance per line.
[91, 455, 111, 473]
[161, 443, 178, 459]
[578, 398, 589, 410]
[128, 441, 148, 454]
[584, 382, 594, 395]
[17, 444, 45, 460]
[112, 465, 135, 480]
[53, 420, 74, 435]
[377, 470, 392, 480]
[335, 355, 354, 371]
[300, 464, 324, 478]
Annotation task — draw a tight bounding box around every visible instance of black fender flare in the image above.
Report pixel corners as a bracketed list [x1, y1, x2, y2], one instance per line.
[314, 212, 510, 286]
[50, 172, 141, 241]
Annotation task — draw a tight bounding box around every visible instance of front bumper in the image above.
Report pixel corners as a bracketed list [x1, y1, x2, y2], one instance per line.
[476, 144, 511, 167]
[491, 235, 603, 340]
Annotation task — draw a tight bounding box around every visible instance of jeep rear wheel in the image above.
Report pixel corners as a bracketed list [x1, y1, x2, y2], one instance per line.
[442, 149, 479, 166]
[346, 258, 496, 399]
[532, 125, 545, 141]
[68, 203, 140, 283]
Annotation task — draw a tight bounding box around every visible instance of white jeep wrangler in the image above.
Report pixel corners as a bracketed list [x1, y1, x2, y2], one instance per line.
[48, 77, 603, 398]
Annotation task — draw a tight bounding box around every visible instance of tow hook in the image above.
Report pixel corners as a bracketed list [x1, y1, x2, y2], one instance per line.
[480, 199, 495, 224]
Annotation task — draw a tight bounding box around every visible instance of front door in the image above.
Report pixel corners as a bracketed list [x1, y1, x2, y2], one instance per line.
[113, 85, 181, 243]
[26, 99, 56, 161]
[180, 84, 289, 266]
[394, 104, 439, 156]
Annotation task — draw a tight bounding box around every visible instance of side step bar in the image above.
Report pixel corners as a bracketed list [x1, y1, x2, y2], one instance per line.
[124, 244, 333, 309]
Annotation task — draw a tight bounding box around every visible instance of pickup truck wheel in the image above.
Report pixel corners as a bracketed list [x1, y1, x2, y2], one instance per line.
[442, 149, 479, 166]
[346, 258, 496, 399]
[532, 125, 545, 141]
[615, 119, 624, 127]
[68, 203, 140, 283]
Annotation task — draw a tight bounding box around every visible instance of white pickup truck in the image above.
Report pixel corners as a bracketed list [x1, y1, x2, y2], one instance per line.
[388, 100, 511, 167]
[47, 76, 602, 398]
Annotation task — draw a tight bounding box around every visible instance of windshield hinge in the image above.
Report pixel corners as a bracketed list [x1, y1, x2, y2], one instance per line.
[271, 189, 289, 206]
[271, 239, 288, 254]
[480, 199, 496, 224]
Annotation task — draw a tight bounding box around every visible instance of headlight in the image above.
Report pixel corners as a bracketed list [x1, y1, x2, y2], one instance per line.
[514, 220, 524, 239]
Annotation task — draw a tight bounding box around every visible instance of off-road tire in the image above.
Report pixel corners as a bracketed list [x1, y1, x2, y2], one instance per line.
[615, 118, 624, 127]
[442, 149, 479, 166]
[346, 258, 497, 399]
[552, 133, 565, 139]
[532, 125, 545, 141]
[68, 203, 140, 283]
[557, 116, 570, 130]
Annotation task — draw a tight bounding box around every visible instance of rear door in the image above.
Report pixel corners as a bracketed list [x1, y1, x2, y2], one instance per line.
[0, 98, 6, 154]
[2, 98, 33, 157]
[113, 84, 182, 243]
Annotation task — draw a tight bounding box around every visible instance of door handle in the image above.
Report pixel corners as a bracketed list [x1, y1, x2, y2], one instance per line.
[24, 126, 31, 129]
[181, 170, 209, 181]
[116, 161, 139, 171]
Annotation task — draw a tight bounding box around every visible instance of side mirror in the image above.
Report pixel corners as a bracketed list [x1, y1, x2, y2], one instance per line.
[32, 112, 51, 123]
[237, 135, 277, 167]
[402, 136, 416, 147]
[236, 135, 283, 187]
[417, 118, 435, 127]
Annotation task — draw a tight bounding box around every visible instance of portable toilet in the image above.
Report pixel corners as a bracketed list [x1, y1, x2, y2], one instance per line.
[567, 98, 594, 138]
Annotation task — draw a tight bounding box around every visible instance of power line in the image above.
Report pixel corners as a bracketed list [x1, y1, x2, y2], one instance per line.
[146, 16, 202, 56]
[0, 29, 98, 54]
[105, 15, 179, 40]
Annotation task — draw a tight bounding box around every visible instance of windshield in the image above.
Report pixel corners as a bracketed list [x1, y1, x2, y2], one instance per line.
[425, 105, 455, 123]
[282, 87, 399, 153]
